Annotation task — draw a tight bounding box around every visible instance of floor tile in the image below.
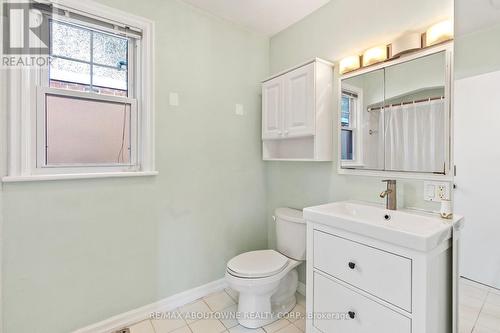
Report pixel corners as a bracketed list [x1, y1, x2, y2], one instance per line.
[129, 320, 155, 333]
[473, 324, 500, 333]
[461, 282, 490, 301]
[460, 303, 483, 322]
[263, 319, 290, 333]
[490, 288, 500, 296]
[459, 318, 476, 333]
[473, 325, 500, 333]
[476, 312, 500, 331]
[293, 318, 305, 332]
[287, 304, 305, 323]
[481, 301, 500, 319]
[486, 292, 500, 307]
[275, 324, 302, 333]
[461, 293, 487, 310]
[151, 317, 186, 333]
[204, 290, 236, 311]
[189, 318, 226, 333]
[170, 327, 192, 333]
[179, 300, 212, 324]
[462, 279, 491, 291]
[229, 325, 265, 333]
[296, 293, 306, 307]
[225, 288, 239, 302]
[218, 304, 239, 329]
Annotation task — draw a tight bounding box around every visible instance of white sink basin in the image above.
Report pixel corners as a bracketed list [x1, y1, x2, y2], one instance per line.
[304, 201, 464, 251]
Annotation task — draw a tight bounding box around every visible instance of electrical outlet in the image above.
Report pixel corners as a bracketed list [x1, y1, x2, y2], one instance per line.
[424, 181, 451, 202]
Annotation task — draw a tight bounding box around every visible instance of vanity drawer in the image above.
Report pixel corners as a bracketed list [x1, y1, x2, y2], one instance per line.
[313, 230, 412, 311]
[313, 272, 411, 333]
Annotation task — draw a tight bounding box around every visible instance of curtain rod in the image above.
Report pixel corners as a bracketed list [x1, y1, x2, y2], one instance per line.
[368, 96, 444, 112]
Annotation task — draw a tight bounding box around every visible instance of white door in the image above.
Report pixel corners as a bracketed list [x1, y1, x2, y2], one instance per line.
[262, 77, 284, 139]
[454, 70, 500, 289]
[284, 63, 315, 137]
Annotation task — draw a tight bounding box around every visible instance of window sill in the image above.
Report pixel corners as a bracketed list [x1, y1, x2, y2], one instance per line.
[2, 171, 159, 183]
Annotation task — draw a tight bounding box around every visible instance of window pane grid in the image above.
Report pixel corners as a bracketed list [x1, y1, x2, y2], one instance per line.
[49, 19, 129, 96]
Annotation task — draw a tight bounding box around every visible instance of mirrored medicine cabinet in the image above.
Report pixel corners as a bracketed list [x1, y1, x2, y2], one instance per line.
[339, 44, 452, 178]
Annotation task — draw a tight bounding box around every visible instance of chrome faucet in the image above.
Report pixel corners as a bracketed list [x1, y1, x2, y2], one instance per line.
[380, 180, 397, 210]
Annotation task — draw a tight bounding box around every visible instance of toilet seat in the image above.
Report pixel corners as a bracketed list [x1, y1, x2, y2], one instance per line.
[227, 250, 289, 278]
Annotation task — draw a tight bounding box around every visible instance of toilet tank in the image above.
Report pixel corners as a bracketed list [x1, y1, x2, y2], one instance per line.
[275, 208, 306, 261]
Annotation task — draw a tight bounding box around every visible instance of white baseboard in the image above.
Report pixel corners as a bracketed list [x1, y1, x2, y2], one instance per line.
[73, 278, 227, 333]
[297, 282, 306, 296]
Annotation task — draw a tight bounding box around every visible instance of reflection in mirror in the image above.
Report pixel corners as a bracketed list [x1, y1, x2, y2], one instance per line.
[340, 50, 448, 174]
[341, 69, 384, 170]
[383, 52, 446, 173]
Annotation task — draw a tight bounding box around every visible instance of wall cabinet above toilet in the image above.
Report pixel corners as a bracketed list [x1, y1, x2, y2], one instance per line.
[262, 59, 334, 161]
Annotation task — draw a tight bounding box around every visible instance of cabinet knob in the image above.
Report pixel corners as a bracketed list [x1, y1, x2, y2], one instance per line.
[284, 130, 289, 136]
[348, 262, 356, 270]
[278, 131, 283, 135]
[348, 311, 356, 319]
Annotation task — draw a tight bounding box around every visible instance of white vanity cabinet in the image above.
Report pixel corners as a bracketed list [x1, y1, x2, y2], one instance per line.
[304, 201, 460, 333]
[262, 59, 334, 161]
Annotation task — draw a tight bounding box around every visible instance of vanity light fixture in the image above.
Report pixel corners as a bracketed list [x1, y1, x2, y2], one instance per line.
[389, 32, 422, 58]
[424, 19, 453, 47]
[362, 45, 388, 67]
[339, 55, 361, 74]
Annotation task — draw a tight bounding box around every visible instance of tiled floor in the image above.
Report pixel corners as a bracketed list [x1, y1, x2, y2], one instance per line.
[460, 278, 500, 333]
[127, 289, 306, 333]
[125, 278, 499, 333]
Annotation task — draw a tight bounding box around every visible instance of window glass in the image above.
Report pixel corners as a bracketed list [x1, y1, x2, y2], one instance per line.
[341, 129, 353, 160]
[93, 65, 127, 91]
[49, 20, 129, 96]
[50, 57, 91, 85]
[341, 95, 351, 127]
[93, 31, 128, 67]
[51, 21, 91, 61]
[45, 94, 131, 165]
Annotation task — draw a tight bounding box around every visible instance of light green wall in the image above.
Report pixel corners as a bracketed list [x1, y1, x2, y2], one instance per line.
[1, 1, 269, 332]
[269, 0, 452, 73]
[267, 0, 452, 281]
[455, 22, 500, 79]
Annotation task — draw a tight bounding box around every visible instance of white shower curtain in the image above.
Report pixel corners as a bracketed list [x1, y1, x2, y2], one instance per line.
[384, 99, 445, 173]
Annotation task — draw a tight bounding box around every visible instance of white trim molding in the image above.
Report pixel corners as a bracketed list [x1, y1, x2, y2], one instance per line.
[73, 278, 228, 333]
[4, 0, 157, 182]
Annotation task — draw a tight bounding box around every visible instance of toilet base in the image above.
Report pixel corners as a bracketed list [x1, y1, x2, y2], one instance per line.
[235, 269, 299, 329]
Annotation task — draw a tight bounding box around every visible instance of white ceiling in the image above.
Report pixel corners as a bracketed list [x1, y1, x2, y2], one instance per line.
[456, 0, 500, 36]
[181, 0, 331, 36]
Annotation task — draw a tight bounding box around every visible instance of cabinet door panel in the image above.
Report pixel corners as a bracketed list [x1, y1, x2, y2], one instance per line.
[262, 77, 284, 139]
[284, 63, 315, 137]
[313, 272, 411, 333]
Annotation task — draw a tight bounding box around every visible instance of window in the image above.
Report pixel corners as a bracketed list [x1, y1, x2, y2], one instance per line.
[40, 20, 136, 168]
[340, 84, 363, 166]
[4, 0, 156, 181]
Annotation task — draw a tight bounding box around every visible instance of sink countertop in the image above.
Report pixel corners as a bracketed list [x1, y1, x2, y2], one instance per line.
[304, 200, 464, 252]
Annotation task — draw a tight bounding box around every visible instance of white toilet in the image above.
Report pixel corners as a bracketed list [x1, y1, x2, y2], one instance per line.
[225, 208, 306, 328]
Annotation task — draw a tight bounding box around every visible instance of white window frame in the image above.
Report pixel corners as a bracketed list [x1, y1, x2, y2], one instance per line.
[340, 83, 364, 167]
[3, 0, 157, 182]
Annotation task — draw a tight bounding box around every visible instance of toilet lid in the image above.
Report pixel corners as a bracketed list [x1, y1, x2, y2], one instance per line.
[227, 250, 289, 278]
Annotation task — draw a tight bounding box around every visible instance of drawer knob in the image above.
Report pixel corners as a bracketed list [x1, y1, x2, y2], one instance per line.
[348, 262, 356, 269]
[348, 311, 356, 319]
